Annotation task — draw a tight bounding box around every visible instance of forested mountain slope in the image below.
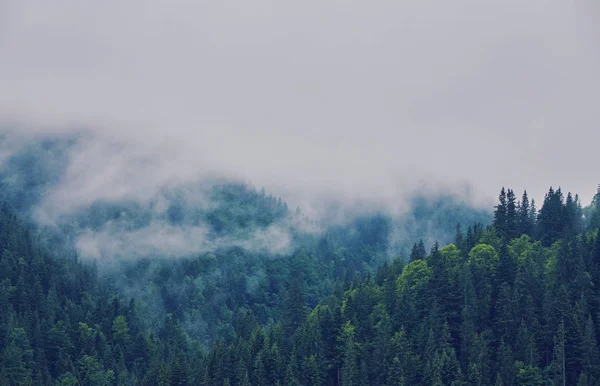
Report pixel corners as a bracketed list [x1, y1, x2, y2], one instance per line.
[0, 134, 490, 347]
[201, 187, 600, 386]
[1, 184, 599, 385]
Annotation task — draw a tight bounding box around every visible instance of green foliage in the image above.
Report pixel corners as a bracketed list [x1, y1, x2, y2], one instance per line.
[78, 355, 115, 386]
[468, 244, 498, 271]
[112, 316, 130, 344]
[195, 185, 600, 385]
[1, 177, 600, 385]
[396, 259, 431, 295]
[515, 361, 544, 386]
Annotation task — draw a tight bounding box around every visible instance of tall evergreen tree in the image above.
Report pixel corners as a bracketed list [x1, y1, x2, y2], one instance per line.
[529, 198, 538, 236]
[518, 190, 533, 237]
[339, 322, 360, 386]
[493, 188, 508, 240]
[564, 192, 583, 234]
[410, 240, 427, 262]
[506, 189, 518, 240]
[282, 270, 309, 338]
[580, 315, 600, 383]
[538, 187, 566, 246]
[550, 319, 567, 386]
[455, 223, 465, 251]
[589, 185, 600, 230]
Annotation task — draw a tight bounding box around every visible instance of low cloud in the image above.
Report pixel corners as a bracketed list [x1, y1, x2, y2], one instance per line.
[75, 221, 293, 261]
[76, 221, 211, 260]
[1, 1, 598, 207]
[0, 1, 598, 263]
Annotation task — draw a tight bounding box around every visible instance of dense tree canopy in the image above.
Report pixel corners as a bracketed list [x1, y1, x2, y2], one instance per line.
[1, 180, 599, 385]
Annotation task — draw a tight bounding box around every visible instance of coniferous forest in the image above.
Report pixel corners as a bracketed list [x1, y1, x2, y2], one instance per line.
[0, 112, 598, 386]
[197, 187, 600, 386]
[1, 148, 600, 386]
[2, 1, 598, 384]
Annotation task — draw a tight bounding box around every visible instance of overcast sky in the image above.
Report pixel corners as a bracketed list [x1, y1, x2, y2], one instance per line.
[1, 0, 599, 210]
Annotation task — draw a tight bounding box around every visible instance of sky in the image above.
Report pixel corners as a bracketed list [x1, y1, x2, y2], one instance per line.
[1, 0, 599, 211]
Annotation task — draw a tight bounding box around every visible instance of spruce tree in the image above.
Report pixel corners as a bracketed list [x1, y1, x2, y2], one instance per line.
[518, 190, 532, 237]
[455, 223, 465, 251]
[496, 339, 515, 386]
[580, 315, 599, 383]
[493, 188, 508, 240]
[506, 189, 518, 240]
[410, 240, 427, 262]
[564, 192, 583, 234]
[589, 185, 600, 230]
[529, 198, 538, 237]
[539, 187, 566, 246]
[340, 322, 360, 386]
[551, 319, 567, 386]
[282, 273, 308, 339]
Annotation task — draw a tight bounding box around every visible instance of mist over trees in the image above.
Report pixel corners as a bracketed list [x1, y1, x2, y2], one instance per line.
[2, 178, 600, 385]
[198, 185, 600, 385]
[0, 133, 492, 384]
[2, 134, 600, 385]
[1, 0, 598, 383]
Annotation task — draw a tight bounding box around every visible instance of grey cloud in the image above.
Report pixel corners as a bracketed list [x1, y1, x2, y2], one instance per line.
[1, 0, 599, 207]
[0, 129, 315, 261]
[74, 221, 294, 261]
[75, 221, 211, 261]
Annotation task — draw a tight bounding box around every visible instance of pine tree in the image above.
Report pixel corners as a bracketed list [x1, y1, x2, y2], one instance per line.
[494, 282, 515, 339]
[494, 188, 508, 240]
[529, 198, 538, 236]
[496, 339, 515, 385]
[589, 185, 600, 230]
[438, 324, 461, 385]
[466, 225, 475, 252]
[455, 224, 465, 251]
[282, 274, 308, 338]
[305, 355, 322, 386]
[340, 322, 360, 386]
[507, 189, 518, 240]
[0, 328, 33, 385]
[170, 351, 189, 386]
[515, 321, 540, 366]
[564, 192, 583, 234]
[539, 187, 566, 246]
[371, 306, 392, 384]
[253, 353, 268, 386]
[515, 361, 544, 386]
[518, 190, 533, 237]
[580, 315, 599, 383]
[574, 194, 583, 233]
[284, 356, 301, 386]
[551, 319, 567, 386]
[495, 243, 516, 288]
[235, 359, 249, 386]
[409, 240, 427, 262]
[388, 328, 416, 385]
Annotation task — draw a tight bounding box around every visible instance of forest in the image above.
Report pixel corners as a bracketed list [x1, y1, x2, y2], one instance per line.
[189, 187, 600, 386]
[1, 139, 600, 385]
[2, 0, 597, 383]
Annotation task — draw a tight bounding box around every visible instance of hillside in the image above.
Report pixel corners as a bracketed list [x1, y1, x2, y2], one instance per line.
[0, 182, 598, 384]
[0, 134, 490, 341]
[200, 186, 600, 385]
